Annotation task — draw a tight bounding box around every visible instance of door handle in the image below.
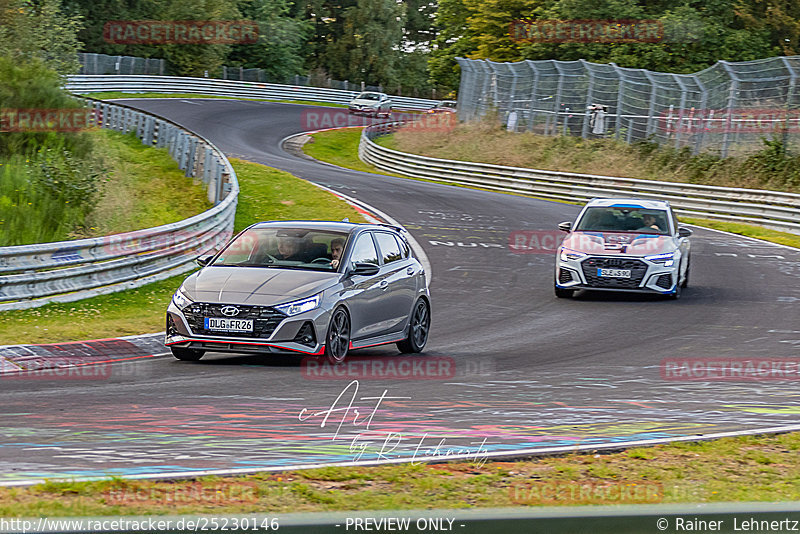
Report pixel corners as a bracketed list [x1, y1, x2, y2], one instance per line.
[379, 280, 389, 289]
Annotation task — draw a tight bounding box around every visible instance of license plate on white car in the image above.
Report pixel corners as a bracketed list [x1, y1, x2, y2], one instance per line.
[204, 317, 253, 332]
[597, 268, 631, 278]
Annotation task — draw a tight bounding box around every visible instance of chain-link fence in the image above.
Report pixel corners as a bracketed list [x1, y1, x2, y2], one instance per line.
[79, 52, 447, 99]
[456, 56, 800, 156]
[219, 66, 383, 92]
[79, 53, 165, 75]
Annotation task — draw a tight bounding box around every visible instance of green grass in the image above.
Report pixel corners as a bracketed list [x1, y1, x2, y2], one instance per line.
[305, 128, 800, 250]
[81, 92, 346, 108]
[0, 159, 366, 345]
[302, 128, 386, 175]
[88, 129, 210, 237]
[4, 433, 800, 516]
[681, 217, 800, 249]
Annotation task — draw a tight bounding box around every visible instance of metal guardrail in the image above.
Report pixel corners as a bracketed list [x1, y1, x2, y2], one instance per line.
[0, 99, 238, 311]
[65, 75, 441, 111]
[360, 122, 800, 234]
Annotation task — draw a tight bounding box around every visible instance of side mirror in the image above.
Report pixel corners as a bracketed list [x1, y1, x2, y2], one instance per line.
[349, 262, 380, 276]
[677, 227, 693, 238]
[558, 221, 572, 233]
[196, 255, 213, 267]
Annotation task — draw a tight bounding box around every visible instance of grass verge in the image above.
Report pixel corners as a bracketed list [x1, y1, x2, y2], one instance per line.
[81, 92, 346, 108]
[0, 159, 366, 345]
[305, 128, 800, 250]
[88, 129, 210, 237]
[4, 433, 800, 516]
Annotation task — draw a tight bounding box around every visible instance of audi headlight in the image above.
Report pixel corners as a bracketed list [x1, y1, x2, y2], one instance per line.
[172, 288, 194, 310]
[645, 252, 675, 266]
[275, 294, 320, 316]
[560, 248, 587, 262]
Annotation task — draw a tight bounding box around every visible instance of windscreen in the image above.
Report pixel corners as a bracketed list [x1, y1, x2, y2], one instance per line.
[575, 207, 670, 234]
[356, 92, 380, 100]
[212, 228, 350, 271]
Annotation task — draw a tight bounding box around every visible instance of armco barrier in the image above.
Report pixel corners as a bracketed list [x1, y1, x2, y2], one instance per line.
[65, 75, 440, 111]
[0, 98, 238, 311]
[360, 122, 800, 233]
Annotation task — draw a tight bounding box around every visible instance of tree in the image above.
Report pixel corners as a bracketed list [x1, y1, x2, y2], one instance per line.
[227, 0, 311, 82]
[316, 0, 405, 87]
[0, 0, 84, 75]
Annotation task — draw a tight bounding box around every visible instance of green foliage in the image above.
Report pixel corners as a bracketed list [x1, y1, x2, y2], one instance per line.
[0, 57, 92, 157]
[0, 147, 103, 246]
[428, 0, 785, 90]
[156, 0, 241, 77]
[315, 0, 405, 87]
[0, 0, 83, 75]
[227, 0, 311, 82]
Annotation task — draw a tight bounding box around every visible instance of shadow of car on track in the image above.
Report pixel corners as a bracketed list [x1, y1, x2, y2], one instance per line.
[565, 288, 693, 302]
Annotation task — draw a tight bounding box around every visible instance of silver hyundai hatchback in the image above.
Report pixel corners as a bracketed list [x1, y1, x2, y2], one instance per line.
[166, 221, 431, 363]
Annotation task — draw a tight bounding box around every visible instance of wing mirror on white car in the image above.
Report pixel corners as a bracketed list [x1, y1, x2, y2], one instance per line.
[558, 221, 572, 232]
[677, 227, 692, 238]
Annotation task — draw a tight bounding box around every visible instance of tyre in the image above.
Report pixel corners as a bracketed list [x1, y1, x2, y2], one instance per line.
[397, 298, 430, 353]
[325, 307, 351, 364]
[554, 285, 574, 298]
[668, 278, 682, 300]
[171, 347, 205, 361]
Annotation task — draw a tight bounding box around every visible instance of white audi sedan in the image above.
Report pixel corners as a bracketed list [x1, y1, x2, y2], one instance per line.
[555, 198, 692, 299]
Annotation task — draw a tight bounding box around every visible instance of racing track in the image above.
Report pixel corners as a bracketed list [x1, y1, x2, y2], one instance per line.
[1, 99, 799, 484]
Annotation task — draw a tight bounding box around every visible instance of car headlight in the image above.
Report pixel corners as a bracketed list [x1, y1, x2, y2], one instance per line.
[172, 288, 193, 310]
[645, 252, 675, 266]
[275, 294, 320, 316]
[559, 248, 587, 262]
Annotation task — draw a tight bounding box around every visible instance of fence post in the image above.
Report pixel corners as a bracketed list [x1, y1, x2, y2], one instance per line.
[580, 59, 594, 138]
[551, 62, 566, 136]
[720, 61, 739, 158]
[693, 78, 709, 154]
[643, 70, 659, 139]
[672, 74, 688, 149]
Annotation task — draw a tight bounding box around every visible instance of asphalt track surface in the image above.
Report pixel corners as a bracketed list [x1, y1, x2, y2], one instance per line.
[1, 99, 799, 484]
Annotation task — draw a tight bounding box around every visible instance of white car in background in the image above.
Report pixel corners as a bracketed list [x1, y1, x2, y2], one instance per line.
[555, 198, 692, 299]
[348, 91, 392, 117]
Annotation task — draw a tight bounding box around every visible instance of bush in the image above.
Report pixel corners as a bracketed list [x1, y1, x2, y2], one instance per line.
[0, 57, 93, 157]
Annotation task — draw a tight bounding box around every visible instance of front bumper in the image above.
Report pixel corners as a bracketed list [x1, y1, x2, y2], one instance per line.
[165, 300, 329, 355]
[555, 255, 679, 294]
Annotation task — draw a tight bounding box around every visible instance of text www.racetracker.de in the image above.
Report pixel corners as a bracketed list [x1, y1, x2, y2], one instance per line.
[0, 517, 280, 532]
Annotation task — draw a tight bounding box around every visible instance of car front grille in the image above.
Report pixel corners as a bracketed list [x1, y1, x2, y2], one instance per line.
[183, 303, 286, 338]
[581, 257, 648, 289]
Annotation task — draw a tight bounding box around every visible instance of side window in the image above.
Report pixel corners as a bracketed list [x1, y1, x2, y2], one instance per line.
[349, 233, 379, 265]
[669, 209, 679, 234]
[394, 234, 410, 259]
[375, 232, 403, 264]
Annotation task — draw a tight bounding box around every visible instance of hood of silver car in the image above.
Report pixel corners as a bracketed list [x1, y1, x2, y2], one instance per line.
[563, 231, 675, 256]
[182, 267, 340, 306]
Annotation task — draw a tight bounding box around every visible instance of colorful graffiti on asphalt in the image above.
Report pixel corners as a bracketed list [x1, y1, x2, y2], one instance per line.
[2, 365, 798, 483]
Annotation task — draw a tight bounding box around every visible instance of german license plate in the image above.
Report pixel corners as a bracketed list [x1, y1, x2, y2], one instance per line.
[597, 268, 631, 278]
[204, 317, 253, 332]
